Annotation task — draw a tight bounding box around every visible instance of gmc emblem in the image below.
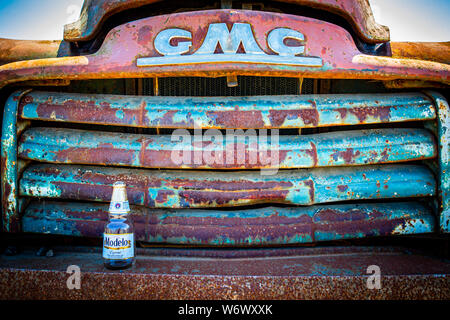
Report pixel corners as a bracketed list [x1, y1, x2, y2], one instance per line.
[137, 23, 323, 67]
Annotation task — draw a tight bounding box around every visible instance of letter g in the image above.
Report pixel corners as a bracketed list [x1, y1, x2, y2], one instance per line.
[154, 28, 192, 56]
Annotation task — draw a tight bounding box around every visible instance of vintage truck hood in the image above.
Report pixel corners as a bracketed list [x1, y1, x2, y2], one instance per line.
[64, 0, 390, 43]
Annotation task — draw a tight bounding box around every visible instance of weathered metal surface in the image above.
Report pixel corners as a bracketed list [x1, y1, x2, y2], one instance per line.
[383, 80, 447, 89]
[22, 200, 435, 245]
[0, 10, 448, 89]
[426, 91, 450, 233]
[1, 246, 449, 299]
[11, 79, 71, 87]
[1, 90, 31, 232]
[18, 91, 436, 129]
[0, 38, 70, 65]
[63, 0, 390, 43]
[391, 42, 450, 65]
[19, 163, 436, 208]
[18, 127, 436, 169]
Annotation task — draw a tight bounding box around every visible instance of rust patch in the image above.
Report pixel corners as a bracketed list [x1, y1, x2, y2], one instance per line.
[315, 208, 365, 223]
[34, 99, 144, 127]
[138, 100, 147, 126]
[18, 94, 33, 111]
[335, 108, 348, 120]
[167, 179, 293, 191]
[53, 147, 135, 165]
[1, 156, 12, 228]
[268, 109, 319, 127]
[305, 142, 318, 167]
[157, 110, 180, 126]
[179, 190, 290, 206]
[155, 190, 175, 203]
[209, 111, 265, 128]
[303, 179, 315, 203]
[137, 26, 153, 47]
[331, 148, 361, 164]
[349, 106, 392, 123]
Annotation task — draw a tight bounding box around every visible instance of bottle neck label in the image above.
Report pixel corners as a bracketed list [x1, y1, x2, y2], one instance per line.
[109, 200, 130, 214]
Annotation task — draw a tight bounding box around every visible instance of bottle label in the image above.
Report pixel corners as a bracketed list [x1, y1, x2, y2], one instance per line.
[103, 233, 134, 260]
[109, 200, 130, 214]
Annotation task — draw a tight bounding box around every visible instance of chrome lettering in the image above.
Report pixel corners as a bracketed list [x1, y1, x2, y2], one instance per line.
[195, 23, 264, 55]
[154, 28, 192, 56]
[137, 22, 323, 67]
[267, 27, 304, 56]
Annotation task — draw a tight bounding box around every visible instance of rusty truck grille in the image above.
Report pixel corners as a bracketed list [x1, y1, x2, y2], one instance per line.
[1, 78, 442, 245]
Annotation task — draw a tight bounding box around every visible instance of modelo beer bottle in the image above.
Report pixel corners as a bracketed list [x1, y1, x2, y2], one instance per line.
[103, 181, 135, 269]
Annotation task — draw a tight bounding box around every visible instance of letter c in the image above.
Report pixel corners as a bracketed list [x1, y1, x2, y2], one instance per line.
[267, 28, 305, 56]
[154, 28, 192, 56]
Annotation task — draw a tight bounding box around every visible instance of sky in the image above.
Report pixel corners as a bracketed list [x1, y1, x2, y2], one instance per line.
[0, 0, 448, 42]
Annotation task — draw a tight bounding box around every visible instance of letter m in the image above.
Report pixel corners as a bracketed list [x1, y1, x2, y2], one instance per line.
[195, 23, 264, 55]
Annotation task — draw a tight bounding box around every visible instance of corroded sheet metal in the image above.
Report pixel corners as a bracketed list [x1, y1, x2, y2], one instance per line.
[18, 91, 436, 129]
[22, 201, 435, 245]
[1, 10, 448, 89]
[426, 91, 450, 233]
[63, 0, 389, 43]
[391, 42, 450, 65]
[1, 90, 30, 232]
[18, 127, 436, 169]
[19, 164, 436, 208]
[1, 246, 449, 299]
[0, 38, 69, 65]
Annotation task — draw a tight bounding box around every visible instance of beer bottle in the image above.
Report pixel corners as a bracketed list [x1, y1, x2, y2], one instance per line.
[103, 181, 135, 269]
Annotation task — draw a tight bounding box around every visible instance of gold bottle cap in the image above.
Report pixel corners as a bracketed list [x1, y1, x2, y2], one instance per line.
[109, 181, 130, 214]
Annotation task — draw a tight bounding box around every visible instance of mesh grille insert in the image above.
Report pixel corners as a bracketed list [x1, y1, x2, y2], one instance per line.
[158, 76, 303, 96]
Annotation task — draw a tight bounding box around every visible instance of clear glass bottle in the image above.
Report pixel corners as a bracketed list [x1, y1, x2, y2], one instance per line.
[103, 181, 135, 270]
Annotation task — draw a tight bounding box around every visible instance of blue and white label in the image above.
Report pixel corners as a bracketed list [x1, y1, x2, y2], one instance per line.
[103, 233, 134, 260]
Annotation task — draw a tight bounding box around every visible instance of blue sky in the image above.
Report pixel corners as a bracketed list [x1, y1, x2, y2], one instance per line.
[0, 0, 448, 42]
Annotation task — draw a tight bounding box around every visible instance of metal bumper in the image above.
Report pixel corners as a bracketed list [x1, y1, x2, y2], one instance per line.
[0, 245, 449, 299]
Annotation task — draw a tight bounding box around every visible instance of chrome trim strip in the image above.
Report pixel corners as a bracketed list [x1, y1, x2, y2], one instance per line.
[136, 53, 323, 67]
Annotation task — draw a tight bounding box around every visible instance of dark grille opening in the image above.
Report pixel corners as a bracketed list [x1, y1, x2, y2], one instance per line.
[158, 76, 302, 96]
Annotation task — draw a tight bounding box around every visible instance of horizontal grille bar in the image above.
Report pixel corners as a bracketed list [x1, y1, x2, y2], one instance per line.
[19, 91, 436, 129]
[22, 201, 434, 245]
[20, 164, 435, 208]
[19, 127, 436, 169]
